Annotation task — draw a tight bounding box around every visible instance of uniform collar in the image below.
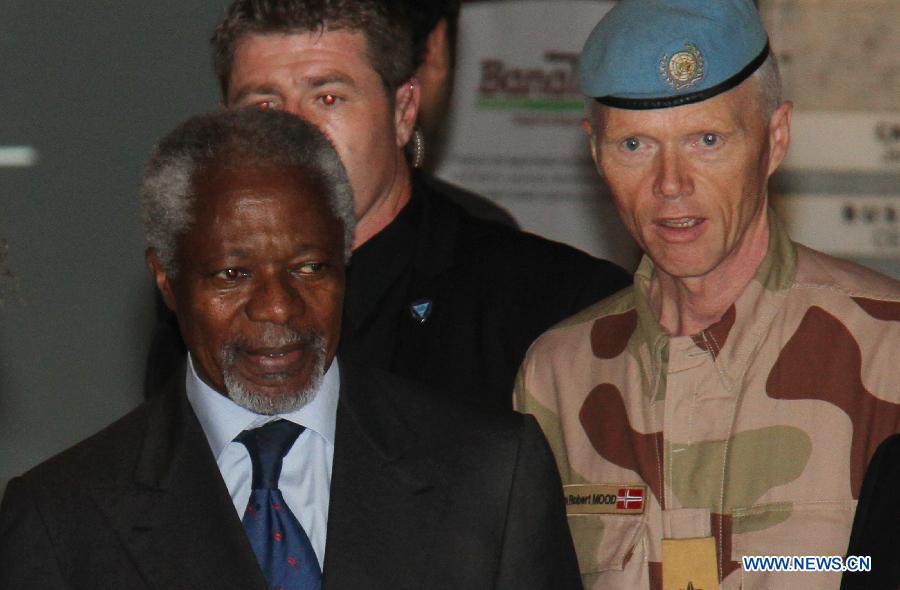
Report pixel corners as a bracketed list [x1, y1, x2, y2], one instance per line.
[631, 210, 798, 400]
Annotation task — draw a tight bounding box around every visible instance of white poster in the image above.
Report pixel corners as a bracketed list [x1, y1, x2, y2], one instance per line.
[434, 0, 641, 271]
[772, 111, 900, 266]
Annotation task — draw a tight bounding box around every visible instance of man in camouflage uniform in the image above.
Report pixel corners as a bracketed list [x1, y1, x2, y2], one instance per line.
[515, 0, 900, 588]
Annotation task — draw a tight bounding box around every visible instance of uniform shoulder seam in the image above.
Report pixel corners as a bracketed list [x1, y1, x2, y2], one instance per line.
[790, 281, 900, 302]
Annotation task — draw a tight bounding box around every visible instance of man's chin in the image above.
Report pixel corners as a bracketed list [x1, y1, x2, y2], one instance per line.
[220, 330, 327, 415]
[223, 367, 324, 415]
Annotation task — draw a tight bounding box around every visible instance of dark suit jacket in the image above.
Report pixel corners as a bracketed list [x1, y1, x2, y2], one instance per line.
[146, 172, 631, 409]
[842, 433, 900, 590]
[1, 363, 581, 589]
[340, 172, 631, 408]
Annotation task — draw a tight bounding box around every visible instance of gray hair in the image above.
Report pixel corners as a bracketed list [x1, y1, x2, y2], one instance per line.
[142, 109, 356, 274]
[749, 51, 783, 120]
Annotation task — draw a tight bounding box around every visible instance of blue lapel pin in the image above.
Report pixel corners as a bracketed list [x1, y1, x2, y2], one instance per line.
[409, 299, 433, 323]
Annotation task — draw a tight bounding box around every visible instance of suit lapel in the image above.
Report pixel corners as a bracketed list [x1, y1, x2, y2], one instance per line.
[92, 373, 267, 590]
[322, 364, 444, 589]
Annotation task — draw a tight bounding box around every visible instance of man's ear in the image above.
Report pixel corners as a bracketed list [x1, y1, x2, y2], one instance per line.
[146, 249, 178, 312]
[581, 118, 600, 169]
[766, 100, 793, 177]
[394, 79, 420, 148]
[418, 18, 451, 90]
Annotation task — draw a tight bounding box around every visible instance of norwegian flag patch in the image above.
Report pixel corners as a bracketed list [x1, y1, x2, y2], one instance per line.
[563, 483, 648, 515]
[616, 487, 645, 511]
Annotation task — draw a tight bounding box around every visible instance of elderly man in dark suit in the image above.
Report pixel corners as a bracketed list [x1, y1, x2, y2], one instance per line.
[0, 109, 581, 589]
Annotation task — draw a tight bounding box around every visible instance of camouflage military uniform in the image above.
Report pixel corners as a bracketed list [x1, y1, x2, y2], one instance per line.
[516, 214, 900, 589]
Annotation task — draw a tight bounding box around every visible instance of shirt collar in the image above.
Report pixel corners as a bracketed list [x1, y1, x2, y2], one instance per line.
[185, 355, 340, 460]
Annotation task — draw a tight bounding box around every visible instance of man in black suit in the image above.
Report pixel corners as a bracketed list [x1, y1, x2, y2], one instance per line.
[842, 433, 900, 589]
[145, 0, 631, 408]
[0, 109, 581, 589]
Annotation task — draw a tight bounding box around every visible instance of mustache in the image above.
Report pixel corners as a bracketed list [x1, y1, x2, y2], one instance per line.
[223, 324, 324, 357]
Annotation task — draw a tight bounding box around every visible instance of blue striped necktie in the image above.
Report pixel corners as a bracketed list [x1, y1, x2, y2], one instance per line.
[235, 420, 322, 590]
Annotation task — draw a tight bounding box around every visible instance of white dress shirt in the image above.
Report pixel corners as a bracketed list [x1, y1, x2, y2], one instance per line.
[185, 355, 338, 569]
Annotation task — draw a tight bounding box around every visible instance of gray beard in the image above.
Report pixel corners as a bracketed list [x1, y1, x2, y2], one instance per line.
[221, 325, 327, 415]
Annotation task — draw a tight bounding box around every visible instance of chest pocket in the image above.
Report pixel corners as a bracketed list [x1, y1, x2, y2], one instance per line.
[731, 500, 856, 590]
[567, 513, 650, 588]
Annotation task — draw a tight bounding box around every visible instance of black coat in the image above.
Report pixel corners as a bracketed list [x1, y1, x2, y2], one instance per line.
[145, 173, 630, 408]
[841, 433, 900, 589]
[0, 363, 582, 589]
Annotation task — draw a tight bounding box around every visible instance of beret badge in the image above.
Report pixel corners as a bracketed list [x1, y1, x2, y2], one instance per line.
[659, 43, 705, 90]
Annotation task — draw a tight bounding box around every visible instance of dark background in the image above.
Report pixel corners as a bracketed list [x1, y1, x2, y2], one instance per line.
[1, 2, 226, 493]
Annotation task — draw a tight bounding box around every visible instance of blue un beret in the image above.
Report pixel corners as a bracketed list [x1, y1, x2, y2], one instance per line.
[580, 0, 769, 109]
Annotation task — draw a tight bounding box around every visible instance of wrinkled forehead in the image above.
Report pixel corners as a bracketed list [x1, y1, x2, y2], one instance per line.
[227, 26, 382, 88]
[191, 161, 329, 213]
[175, 164, 343, 262]
[589, 75, 763, 136]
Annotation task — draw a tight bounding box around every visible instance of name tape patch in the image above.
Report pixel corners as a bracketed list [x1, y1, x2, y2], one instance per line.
[564, 484, 647, 515]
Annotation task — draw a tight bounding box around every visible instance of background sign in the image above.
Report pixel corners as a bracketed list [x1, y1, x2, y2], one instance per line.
[772, 111, 900, 273]
[435, 1, 640, 271]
